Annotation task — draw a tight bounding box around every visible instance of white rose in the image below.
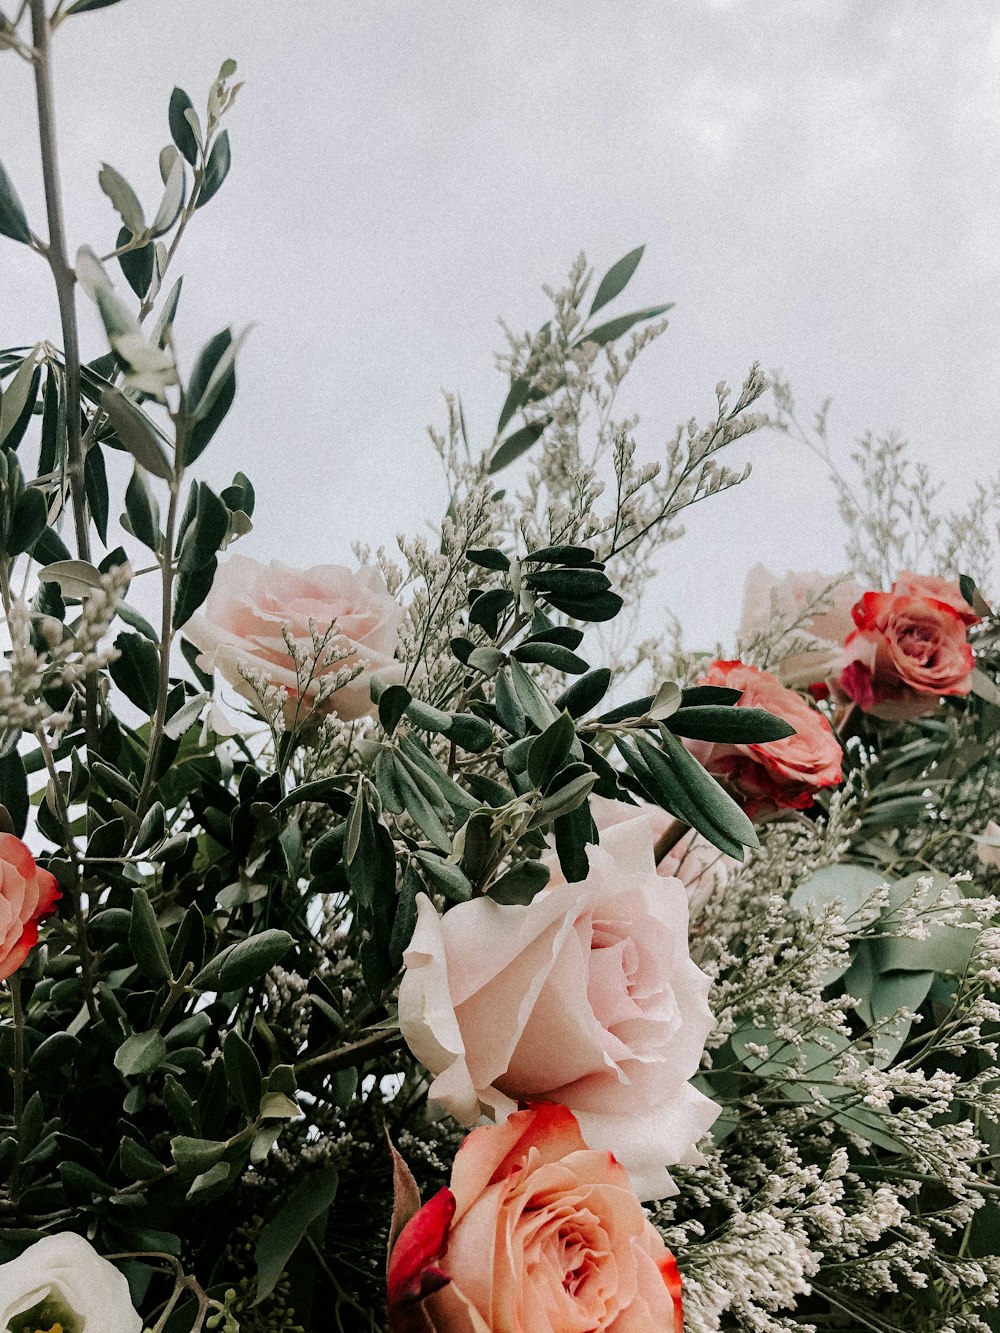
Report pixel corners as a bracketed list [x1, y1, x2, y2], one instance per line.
[0, 1233, 142, 1333]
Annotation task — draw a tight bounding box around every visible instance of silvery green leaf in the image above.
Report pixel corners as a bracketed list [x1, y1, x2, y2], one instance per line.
[38, 558, 106, 599]
[151, 151, 185, 237]
[0, 352, 39, 447]
[98, 162, 146, 237]
[159, 144, 180, 185]
[0, 157, 31, 244]
[75, 244, 113, 299]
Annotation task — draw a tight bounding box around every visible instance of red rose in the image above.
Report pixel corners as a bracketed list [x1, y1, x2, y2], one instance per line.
[388, 1104, 684, 1332]
[838, 578, 977, 721]
[0, 833, 61, 981]
[686, 661, 842, 819]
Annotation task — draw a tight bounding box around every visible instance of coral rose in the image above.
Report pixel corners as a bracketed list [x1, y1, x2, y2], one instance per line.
[685, 661, 842, 819]
[739, 564, 861, 689]
[387, 1103, 684, 1333]
[0, 833, 60, 982]
[0, 1232, 141, 1333]
[838, 579, 976, 721]
[182, 554, 403, 723]
[398, 807, 718, 1201]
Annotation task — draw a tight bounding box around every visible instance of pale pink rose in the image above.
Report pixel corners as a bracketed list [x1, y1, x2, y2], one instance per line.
[739, 564, 862, 688]
[387, 1104, 684, 1333]
[589, 794, 736, 916]
[398, 807, 718, 1201]
[182, 555, 403, 723]
[0, 833, 60, 982]
[685, 661, 842, 819]
[838, 588, 975, 721]
[975, 820, 1000, 869]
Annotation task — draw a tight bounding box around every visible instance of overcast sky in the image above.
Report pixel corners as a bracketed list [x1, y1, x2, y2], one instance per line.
[2, 1, 997, 648]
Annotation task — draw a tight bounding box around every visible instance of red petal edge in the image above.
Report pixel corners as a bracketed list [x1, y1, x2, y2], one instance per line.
[387, 1186, 456, 1328]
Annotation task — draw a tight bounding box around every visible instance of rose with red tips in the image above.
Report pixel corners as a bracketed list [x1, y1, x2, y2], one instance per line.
[0, 833, 60, 982]
[684, 661, 842, 819]
[838, 573, 978, 721]
[387, 1104, 684, 1332]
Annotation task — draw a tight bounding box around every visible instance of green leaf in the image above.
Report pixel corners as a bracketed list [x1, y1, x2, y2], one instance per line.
[522, 545, 598, 566]
[509, 659, 559, 732]
[7, 488, 48, 556]
[101, 388, 173, 478]
[197, 131, 232, 209]
[191, 929, 294, 993]
[577, 303, 672, 347]
[0, 354, 40, 446]
[494, 667, 527, 736]
[554, 668, 612, 719]
[254, 1167, 339, 1303]
[513, 641, 589, 674]
[110, 631, 159, 713]
[151, 150, 186, 236]
[173, 556, 217, 628]
[589, 244, 644, 315]
[84, 444, 109, 545]
[186, 1160, 231, 1198]
[129, 888, 172, 985]
[114, 1029, 167, 1077]
[37, 558, 104, 599]
[488, 418, 549, 474]
[415, 851, 472, 902]
[789, 863, 887, 925]
[497, 376, 530, 434]
[98, 162, 146, 237]
[528, 711, 576, 789]
[665, 705, 796, 744]
[523, 567, 611, 598]
[116, 227, 154, 299]
[394, 760, 452, 854]
[873, 873, 978, 975]
[124, 465, 160, 551]
[134, 801, 166, 855]
[543, 589, 623, 622]
[467, 546, 510, 571]
[0, 158, 31, 245]
[378, 684, 411, 735]
[389, 864, 421, 968]
[490, 858, 550, 905]
[447, 713, 493, 752]
[170, 1135, 227, 1178]
[168, 88, 200, 166]
[66, 0, 125, 12]
[184, 329, 242, 463]
[656, 727, 759, 850]
[177, 482, 229, 573]
[224, 1029, 263, 1119]
[151, 276, 183, 349]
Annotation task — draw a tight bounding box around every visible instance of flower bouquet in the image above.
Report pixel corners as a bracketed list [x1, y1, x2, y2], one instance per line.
[1, 9, 998, 1332]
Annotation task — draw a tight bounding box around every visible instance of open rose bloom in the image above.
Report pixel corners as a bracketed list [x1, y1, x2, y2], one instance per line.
[399, 806, 718, 1201]
[182, 554, 403, 724]
[0, 833, 60, 982]
[838, 573, 978, 721]
[739, 564, 862, 688]
[684, 661, 842, 819]
[0, 1233, 141, 1333]
[388, 1104, 684, 1333]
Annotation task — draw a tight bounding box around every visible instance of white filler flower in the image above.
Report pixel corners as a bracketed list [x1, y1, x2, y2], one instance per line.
[0, 1233, 141, 1333]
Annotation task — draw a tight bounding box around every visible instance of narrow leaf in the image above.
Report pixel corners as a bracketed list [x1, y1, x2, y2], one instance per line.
[589, 244, 644, 316]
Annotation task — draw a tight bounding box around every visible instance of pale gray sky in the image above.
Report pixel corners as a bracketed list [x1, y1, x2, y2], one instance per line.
[2, 1, 998, 647]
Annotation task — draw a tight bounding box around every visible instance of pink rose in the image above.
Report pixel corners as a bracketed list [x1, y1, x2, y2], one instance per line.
[739, 565, 862, 688]
[182, 555, 403, 723]
[398, 807, 718, 1201]
[589, 795, 736, 916]
[838, 583, 976, 721]
[685, 661, 842, 819]
[387, 1104, 684, 1333]
[890, 571, 979, 626]
[0, 833, 60, 981]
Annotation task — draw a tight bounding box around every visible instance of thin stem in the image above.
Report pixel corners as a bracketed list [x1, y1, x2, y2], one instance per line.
[29, 0, 88, 566]
[653, 817, 690, 865]
[133, 475, 182, 829]
[9, 973, 25, 1128]
[295, 1028, 403, 1079]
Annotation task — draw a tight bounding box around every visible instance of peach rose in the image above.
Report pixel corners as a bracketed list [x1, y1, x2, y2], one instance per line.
[398, 807, 718, 1201]
[0, 833, 60, 982]
[739, 565, 862, 688]
[182, 554, 403, 723]
[387, 1104, 683, 1333]
[838, 581, 976, 721]
[589, 795, 736, 917]
[684, 661, 842, 819]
